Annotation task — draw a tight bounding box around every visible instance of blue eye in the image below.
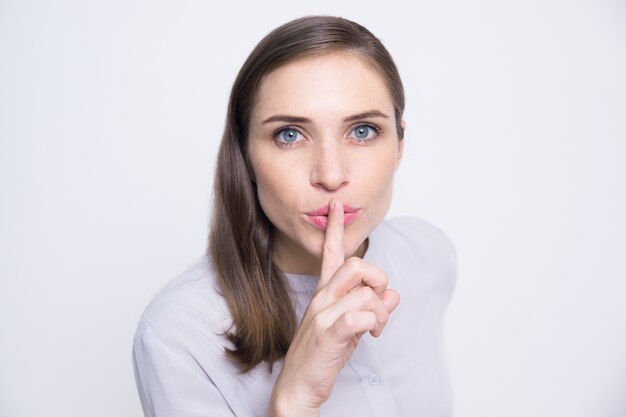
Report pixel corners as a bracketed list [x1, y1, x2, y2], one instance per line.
[352, 124, 378, 141]
[354, 125, 370, 139]
[277, 128, 301, 144]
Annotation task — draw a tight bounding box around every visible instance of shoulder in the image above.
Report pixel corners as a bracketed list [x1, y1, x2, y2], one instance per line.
[132, 255, 250, 416]
[370, 217, 457, 297]
[133, 254, 232, 353]
[375, 217, 456, 263]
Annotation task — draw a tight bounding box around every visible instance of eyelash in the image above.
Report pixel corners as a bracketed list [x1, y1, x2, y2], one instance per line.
[273, 124, 382, 147]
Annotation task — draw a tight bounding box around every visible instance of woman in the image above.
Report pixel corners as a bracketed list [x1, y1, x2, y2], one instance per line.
[133, 15, 457, 417]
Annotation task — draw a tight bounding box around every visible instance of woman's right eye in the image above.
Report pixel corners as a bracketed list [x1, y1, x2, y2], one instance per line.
[274, 127, 304, 146]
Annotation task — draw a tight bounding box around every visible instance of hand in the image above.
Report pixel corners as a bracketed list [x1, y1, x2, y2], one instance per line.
[269, 200, 400, 417]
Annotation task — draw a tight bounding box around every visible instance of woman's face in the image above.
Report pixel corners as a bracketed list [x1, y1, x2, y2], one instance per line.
[247, 52, 404, 275]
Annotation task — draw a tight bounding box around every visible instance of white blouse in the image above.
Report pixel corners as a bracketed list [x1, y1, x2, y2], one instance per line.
[133, 217, 457, 417]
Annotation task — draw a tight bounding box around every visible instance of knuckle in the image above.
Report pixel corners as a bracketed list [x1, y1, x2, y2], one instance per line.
[381, 271, 389, 287]
[312, 313, 330, 333]
[341, 311, 357, 330]
[357, 286, 376, 303]
[345, 256, 363, 273]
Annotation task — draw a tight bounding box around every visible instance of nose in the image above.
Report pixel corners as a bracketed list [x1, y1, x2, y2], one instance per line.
[309, 140, 349, 191]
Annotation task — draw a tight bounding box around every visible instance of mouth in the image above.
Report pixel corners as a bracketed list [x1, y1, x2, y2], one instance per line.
[304, 204, 361, 231]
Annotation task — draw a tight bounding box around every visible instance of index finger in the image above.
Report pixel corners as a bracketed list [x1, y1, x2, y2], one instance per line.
[317, 199, 344, 291]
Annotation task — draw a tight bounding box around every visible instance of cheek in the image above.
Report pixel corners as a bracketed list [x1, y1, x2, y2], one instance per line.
[252, 155, 303, 221]
[357, 150, 398, 196]
[357, 151, 398, 225]
[255, 168, 282, 213]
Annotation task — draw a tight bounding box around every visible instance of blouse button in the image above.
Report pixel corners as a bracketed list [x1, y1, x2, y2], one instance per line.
[368, 373, 381, 386]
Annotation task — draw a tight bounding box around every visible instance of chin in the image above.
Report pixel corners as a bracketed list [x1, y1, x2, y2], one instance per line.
[347, 235, 369, 258]
[305, 235, 363, 262]
[340, 231, 369, 259]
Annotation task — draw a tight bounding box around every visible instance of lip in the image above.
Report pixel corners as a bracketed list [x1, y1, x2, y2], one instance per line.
[304, 204, 361, 231]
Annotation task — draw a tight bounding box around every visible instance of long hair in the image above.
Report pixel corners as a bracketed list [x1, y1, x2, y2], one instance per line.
[209, 15, 405, 373]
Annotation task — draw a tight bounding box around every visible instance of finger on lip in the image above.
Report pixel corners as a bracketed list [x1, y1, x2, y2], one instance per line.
[304, 200, 361, 233]
[306, 203, 359, 216]
[318, 199, 345, 288]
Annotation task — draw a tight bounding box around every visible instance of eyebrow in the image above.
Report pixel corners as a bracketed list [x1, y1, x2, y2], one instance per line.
[261, 110, 390, 125]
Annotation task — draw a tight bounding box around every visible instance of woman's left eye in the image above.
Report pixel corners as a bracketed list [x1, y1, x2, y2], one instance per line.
[350, 124, 378, 142]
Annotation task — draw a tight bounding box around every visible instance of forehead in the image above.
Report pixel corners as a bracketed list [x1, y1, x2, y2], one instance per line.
[251, 52, 394, 120]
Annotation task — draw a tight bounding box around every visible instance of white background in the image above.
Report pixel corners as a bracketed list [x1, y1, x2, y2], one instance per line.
[1, 1, 625, 416]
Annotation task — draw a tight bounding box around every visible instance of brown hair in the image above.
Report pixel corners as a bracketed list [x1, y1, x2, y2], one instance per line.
[209, 15, 405, 373]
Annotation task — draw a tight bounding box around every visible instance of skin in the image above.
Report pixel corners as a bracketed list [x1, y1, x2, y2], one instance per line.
[248, 51, 405, 276]
[246, 52, 404, 416]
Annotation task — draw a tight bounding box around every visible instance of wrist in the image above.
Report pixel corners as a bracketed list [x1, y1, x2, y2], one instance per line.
[269, 380, 320, 417]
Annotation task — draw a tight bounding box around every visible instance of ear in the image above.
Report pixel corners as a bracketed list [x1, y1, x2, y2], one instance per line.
[395, 120, 405, 171]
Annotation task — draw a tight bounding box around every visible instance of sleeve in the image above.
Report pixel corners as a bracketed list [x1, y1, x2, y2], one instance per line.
[132, 322, 236, 417]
